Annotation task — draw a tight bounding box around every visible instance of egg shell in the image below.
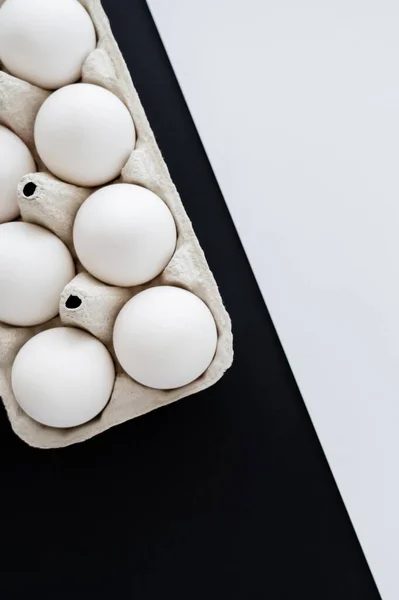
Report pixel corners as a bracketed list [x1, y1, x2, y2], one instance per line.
[12, 327, 115, 428]
[34, 83, 136, 187]
[113, 286, 218, 390]
[0, 0, 96, 90]
[0, 125, 36, 223]
[0, 222, 75, 326]
[73, 183, 177, 287]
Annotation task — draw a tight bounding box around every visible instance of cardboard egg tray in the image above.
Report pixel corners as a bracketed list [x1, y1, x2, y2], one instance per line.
[0, 0, 233, 448]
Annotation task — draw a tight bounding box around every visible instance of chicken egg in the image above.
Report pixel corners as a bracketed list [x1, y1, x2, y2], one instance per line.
[34, 83, 136, 187]
[73, 183, 176, 287]
[113, 286, 218, 389]
[0, 125, 36, 223]
[0, 0, 96, 89]
[12, 327, 115, 428]
[0, 222, 75, 326]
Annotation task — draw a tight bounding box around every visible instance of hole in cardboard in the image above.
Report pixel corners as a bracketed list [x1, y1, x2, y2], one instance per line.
[23, 182, 37, 198]
[65, 295, 82, 310]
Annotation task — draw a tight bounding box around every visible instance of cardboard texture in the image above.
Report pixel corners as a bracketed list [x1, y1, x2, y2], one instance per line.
[0, 0, 233, 448]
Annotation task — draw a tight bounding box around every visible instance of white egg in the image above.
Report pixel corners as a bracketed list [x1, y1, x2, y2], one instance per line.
[0, 222, 75, 326]
[0, 0, 96, 89]
[34, 84, 136, 187]
[0, 125, 36, 223]
[74, 184, 176, 287]
[12, 327, 115, 428]
[113, 286, 218, 389]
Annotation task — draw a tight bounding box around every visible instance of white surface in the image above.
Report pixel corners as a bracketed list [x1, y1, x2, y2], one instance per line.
[148, 1, 399, 597]
[113, 286, 218, 389]
[74, 183, 176, 286]
[0, 0, 96, 89]
[0, 125, 35, 223]
[0, 222, 75, 326]
[34, 83, 136, 187]
[12, 327, 115, 428]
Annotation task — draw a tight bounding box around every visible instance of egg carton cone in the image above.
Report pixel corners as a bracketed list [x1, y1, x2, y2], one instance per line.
[17, 172, 92, 253]
[0, 71, 49, 161]
[0, 0, 233, 448]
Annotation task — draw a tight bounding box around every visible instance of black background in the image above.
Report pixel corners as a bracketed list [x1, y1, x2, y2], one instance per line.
[0, 1, 381, 598]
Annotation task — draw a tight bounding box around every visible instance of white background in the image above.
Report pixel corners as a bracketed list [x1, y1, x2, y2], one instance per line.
[148, 1, 399, 598]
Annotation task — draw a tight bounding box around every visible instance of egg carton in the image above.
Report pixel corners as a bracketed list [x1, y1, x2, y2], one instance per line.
[0, 0, 233, 448]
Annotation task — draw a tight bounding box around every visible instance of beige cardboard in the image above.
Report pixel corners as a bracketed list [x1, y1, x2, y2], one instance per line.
[0, 0, 233, 448]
